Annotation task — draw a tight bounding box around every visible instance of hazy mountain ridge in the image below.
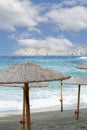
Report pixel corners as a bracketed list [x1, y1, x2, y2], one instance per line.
[71, 46, 87, 56]
[15, 45, 87, 56]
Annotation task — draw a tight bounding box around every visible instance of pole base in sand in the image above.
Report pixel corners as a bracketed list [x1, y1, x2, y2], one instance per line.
[19, 119, 27, 125]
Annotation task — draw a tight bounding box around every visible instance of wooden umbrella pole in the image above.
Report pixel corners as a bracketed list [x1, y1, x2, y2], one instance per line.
[22, 86, 26, 130]
[76, 84, 81, 120]
[60, 80, 63, 112]
[25, 83, 31, 130]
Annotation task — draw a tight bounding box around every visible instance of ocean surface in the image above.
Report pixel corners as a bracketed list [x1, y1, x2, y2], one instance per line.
[0, 56, 87, 113]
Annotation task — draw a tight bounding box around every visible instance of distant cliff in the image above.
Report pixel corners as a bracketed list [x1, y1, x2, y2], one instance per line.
[15, 45, 87, 56]
[70, 46, 87, 56]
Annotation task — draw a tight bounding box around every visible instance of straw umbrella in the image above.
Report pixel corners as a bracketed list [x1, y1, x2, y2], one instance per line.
[63, 77, 87, 120]
[76, 62, 87, 120]
[0, 62, 71, 130]
[77, 62, 87, 69]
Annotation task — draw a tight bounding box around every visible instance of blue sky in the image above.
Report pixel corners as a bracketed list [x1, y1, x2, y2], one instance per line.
[0, 0, 87, 55]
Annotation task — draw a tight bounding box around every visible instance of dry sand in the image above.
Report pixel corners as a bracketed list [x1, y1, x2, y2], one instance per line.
[0, 109, 87, 130]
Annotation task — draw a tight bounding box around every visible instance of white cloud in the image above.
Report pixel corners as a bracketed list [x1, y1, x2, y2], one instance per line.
[0, 0, 42, 31]
[8, 32, 30, 40]
[28, 27, 41, 34]
[17, 37, 74, 51]
[45, 6, 87, 31]
[59, 0, 77, 7]
[60, 0, 87, 7]
[1, 0, 87, 32]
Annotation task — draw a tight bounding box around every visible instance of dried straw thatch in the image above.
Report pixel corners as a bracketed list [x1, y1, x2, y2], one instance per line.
[0, 62, 70, 84]
[63, 77, 87, 85]
[77, 62, 87, 69]
[0, 82, 47, 87]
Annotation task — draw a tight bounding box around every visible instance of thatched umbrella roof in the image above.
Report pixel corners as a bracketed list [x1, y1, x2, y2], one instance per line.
[0, 82, 47, 87]
[77, 62, 87, 69]
[0, 62, 70, 84]
[63, 77, 87, 85]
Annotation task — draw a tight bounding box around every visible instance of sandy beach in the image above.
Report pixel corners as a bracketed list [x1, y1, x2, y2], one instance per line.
[0, 109, 87, 130]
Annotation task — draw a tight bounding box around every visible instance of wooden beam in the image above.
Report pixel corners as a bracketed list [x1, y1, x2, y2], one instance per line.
[22, 86, 26, 130]
[60, 80, 63, 112]
[25, 83, 31, 130]
[76, 84, 81, 120]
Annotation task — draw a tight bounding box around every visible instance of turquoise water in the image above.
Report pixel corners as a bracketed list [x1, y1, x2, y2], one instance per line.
[0, 56, 87, 113]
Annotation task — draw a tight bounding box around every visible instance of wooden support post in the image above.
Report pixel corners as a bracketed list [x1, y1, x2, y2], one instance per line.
[22, 86, 26, 130]
[25, 83, 31, 130]
[60, 80, 63, 112]
[76, 84, 81, 120]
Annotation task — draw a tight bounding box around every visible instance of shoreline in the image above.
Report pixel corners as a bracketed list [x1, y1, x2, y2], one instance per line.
[0, 107, 87, 117]
[0, 103, 87, 114]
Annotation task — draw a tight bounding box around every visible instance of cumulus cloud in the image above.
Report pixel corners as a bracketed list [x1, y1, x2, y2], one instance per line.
[0, 0, 42, 31]
[17, 37, 74, 51]
[60, 0, 87, 7]
[1, 0, 87, 32]
[45, 6, 87, 31]
[8, 32, 31, 40]
[28, 27, 41, 34]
